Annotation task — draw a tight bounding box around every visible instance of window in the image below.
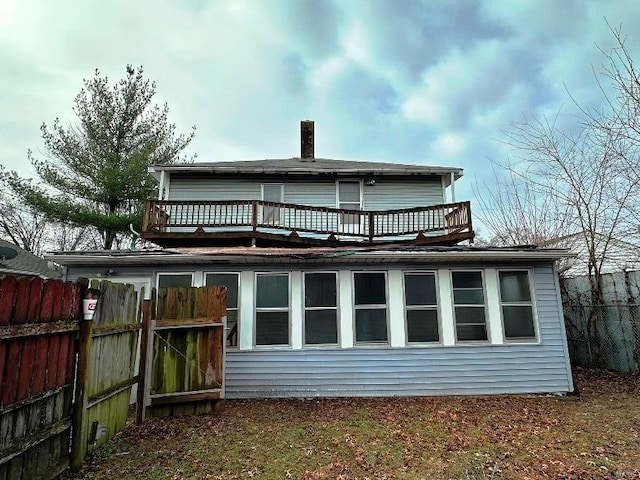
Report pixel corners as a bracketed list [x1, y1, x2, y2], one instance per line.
[157, 273, 193, 288]
[206, 273, 239, 347]
[452, 271, 487, 341]
[262, 184, 283, 224]
[304, 272, 338, 345]
[499, 270, 536, 340]
[354, 272, 388, 344]
[255, 273, 289, 346]
[404, 272, 439, 343]
[338, 181, 362, 229]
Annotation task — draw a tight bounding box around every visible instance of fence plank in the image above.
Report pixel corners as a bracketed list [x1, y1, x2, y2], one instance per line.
[1, 339, 23, 406]
[13, 277, 31, 324]
[27, 277, 43, 323]
[0, 277, 17, 325]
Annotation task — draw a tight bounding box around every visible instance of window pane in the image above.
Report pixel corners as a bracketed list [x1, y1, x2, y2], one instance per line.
[404, 274, 437, 306]
[256, 274, 288, 308]
[355, 309, 388, 342]
[455, 306, 486, 325]
[226, 310, 238, 347]
[354, 273, 386, 305]
[305, 273, 337, 307]
[456, 324, 488, 341]
[305, 309, 338, 344]
[339, 182, 360, 203]
[158, 274, 192, 288]
[499, 271, 531, 303]
[255, 311, 289, 345]
[453, 289, 485, 305]
[205, 273, 238, 308]
[407, 309, 439, 342]
[262, 184, 282, 202]
[503, 306, 536, 339]
[452, 272, 483, 289]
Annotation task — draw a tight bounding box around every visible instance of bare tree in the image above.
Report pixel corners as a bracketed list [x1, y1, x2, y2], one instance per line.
[0, 191, 103, 254]
[0, 192, 48, 254]
[473, 166, 572, 246]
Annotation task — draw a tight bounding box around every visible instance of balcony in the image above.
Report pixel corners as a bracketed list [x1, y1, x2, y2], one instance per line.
[141, 200, 474, 247]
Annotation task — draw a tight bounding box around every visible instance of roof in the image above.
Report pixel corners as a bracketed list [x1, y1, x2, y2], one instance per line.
[47, 245, 569, 267]
[0, 239, 62, 278]
[150, 158, 463, 184]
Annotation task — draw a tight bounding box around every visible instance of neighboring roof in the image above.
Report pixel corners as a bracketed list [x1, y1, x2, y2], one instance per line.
[0, 239, 62, 278]
[47, 245, 569, 267]
[150, 158, 463, 184]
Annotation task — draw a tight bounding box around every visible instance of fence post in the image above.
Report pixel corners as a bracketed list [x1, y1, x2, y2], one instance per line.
[70, 315, 92, 470]
[136, 299, 152, 425]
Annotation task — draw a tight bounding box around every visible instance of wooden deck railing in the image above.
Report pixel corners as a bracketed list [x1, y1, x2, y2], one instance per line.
[142, 200, 473, 242]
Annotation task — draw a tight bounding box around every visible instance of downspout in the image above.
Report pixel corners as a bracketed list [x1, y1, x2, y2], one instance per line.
[450, 172, 456, 203]
[158, 171, 166, 200]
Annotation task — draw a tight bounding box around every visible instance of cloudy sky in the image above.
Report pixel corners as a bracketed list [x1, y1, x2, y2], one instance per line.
[1, 0, 640, 207]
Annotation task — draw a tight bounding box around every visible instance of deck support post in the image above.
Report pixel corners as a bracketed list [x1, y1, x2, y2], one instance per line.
[251, 200, 258, 232]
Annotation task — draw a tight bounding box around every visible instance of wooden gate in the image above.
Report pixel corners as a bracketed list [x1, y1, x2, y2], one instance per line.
[70, 280, 140, 469]
[138, 286, 226, 419]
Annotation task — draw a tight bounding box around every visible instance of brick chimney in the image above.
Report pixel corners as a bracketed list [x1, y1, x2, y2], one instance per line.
[301, 120, 314, 159]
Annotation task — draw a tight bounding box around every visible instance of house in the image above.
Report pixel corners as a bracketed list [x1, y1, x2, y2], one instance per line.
[48, 121, 574, 398]
[540, 231, 640, 277]
[0, 238, 61, 278]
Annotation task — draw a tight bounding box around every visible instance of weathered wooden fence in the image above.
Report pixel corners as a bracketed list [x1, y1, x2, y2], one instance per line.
[0, 277, 80, 480]
[138, 286, 226, 419]
[0, 276, 140, 479]
[71, 280, 140, 469]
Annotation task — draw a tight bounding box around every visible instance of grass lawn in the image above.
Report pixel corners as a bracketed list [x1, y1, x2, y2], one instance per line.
[61, 368, 639, 479]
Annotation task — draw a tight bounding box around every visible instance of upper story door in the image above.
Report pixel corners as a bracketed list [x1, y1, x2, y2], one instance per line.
[262, 184, 284, 224]
[337, 180, 363, 234]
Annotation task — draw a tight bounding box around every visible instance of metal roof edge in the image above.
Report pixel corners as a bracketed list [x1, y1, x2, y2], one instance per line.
[47, 248, 570, 267]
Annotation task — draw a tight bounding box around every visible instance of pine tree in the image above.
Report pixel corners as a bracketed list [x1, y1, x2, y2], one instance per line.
[1, 65, 195, 249]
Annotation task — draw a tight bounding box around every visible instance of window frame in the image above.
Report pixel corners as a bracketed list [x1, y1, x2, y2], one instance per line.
[450, 269, 489, 343]
[204, 271, 240, 349]
[336, 179, 364, 231]
[253, 271, 291, 348]
[498, 269, 539, 343]
[352, 270, 389, 345]
[261, 183, 284, 225]
[156, 272, 194, 289]
[303, 271, 340, 347]
[403, 271, 441, 345]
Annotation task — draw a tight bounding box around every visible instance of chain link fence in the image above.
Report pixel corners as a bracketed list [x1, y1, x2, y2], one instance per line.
[564, 303, 640, 372]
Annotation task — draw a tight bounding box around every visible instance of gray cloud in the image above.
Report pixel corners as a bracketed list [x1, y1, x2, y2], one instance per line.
[2, 0, 640, 207]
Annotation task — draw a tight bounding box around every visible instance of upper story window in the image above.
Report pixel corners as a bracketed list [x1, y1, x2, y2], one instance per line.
[404, 272, 439, 343]
[205, 273, 239, 348]
[261, 184, 283, 224]
[452, 271, 488, 342]
[337, 180, 362, 228]
[498, 270, 537, 341]
[353, 272, 388, 344]
[304, 272, 338, 345]
[157, 273, 193, 288]
[255, 272, 290, 346]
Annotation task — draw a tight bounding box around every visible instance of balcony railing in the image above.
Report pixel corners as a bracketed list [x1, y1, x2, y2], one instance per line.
[142, 200, 473, 244]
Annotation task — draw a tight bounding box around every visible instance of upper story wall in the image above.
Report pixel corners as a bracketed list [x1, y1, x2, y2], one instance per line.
[166, 174, 446, 210]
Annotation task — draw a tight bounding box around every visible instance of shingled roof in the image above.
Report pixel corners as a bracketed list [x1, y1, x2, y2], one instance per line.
[150, 157, 463, 184]
[0, 239, 62, 278]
